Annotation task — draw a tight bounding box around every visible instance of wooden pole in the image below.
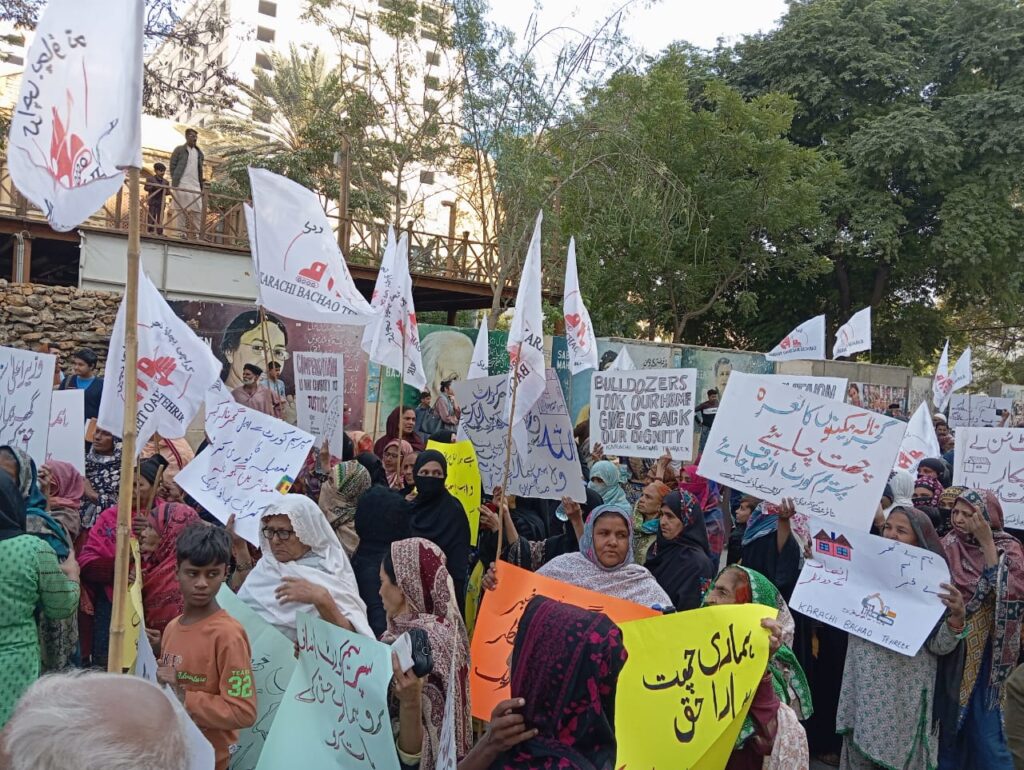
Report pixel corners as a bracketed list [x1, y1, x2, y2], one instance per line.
[108, 167, 142, 673]
[397, 331, 407, 452]
[370, 370, 384, 441]
[496, 370, 522, 560]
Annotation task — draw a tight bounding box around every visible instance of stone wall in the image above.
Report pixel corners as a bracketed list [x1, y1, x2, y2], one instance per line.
[0, 280, 120, 375]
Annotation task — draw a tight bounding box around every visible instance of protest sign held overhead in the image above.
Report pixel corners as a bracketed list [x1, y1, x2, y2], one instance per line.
[256, 613, 399, 770]
[766, 314, 826, 362]
[614, 604, 774, 769]
[953, 428, 1024, 528]
[698, 372, 906, 530]
[833, 307, 871, 359]
[452, 370, 586, 502]
[466, 316, 490, 380]
[470, 561, 658, 720]
[562, 236, 599, 374]
[426, 439, 482, 545]
[7, 0, 143, 232]
[590, 368, 697, 460]
[292, 352, 345, 451]
[0, 345, 56, 466]
[790, 518, 950, 655]
[175, 400, 314, 545]
[764, 374, 848, 401]
[895, 402, 941, 474]
[99, 272, 222, 454]
[248, 167, 376, 325]
[46, 390, 85, 473]
[949, 395, 1013, 428]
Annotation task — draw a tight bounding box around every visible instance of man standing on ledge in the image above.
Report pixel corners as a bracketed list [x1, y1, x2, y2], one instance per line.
[231, 363, 281, 418]
[695, 388, 719, 451]
[169, 128, 204, 239]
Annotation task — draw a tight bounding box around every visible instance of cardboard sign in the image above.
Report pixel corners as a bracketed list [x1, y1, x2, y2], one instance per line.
[953, 428, 1024, 528]
[293, 352, 345, 451]
[0, 345, 56, 465]
[949, 395, 1013, 428]
[46, 389, 86, 473]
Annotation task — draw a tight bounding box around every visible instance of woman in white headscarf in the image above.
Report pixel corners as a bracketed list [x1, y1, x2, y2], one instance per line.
[233, 495, 373, 640]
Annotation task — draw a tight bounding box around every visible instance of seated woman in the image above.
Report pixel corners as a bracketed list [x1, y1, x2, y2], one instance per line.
[316, 453, 372, 556]
[232, 494, 373, 640]
[352, 486, 411, 638]
[644, 490, 716, 611]
[837, 505, 964, 770]
[138, 502, 201, 633]
[537, 504, 671, 608]
[383, 439, 414, 490]
[631, 480, 671, 565]
[379, 538, 472, 768]
[704, 565, 812, 769]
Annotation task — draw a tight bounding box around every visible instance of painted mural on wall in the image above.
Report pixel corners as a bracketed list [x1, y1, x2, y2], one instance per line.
[679, 347, 774, 403]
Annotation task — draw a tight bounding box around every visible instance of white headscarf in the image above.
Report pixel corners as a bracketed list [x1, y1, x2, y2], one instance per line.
[886, 469, 915, 514]
[238, 494, 373, 640]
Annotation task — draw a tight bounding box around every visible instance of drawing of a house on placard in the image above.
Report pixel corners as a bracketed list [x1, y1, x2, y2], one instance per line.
[963, 456, 991, 475]
[813, 529, 853, 561]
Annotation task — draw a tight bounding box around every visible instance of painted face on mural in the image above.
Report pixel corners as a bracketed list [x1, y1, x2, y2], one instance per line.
[224, 322, 288, 388]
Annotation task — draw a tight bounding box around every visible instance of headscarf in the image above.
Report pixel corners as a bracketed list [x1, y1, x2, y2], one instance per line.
[913, 475, 944, 508]
[356, 452, 389, 487]
[348, 430, 373, 456]
[645, 490, 716, 611]
[742, 502, 780, 546]
[0, 469, 27, 541]
[939, 484, 966, 513]
[1, 446, 69, 556]
[679, 465, 724, 558]
[587, 460, 630, 510]
[408, 451, 471, 601]
[537, 506, 671, 607]
[141, 503, 201, 631]
[498, 597, 627, 770]
[317, 459, 371, 555]
[1, 446, 47, 512]
[919, 457, 951, 486]
[238, 495, 373, 640]
[382, 438, 413, 489]
[43, 460, 85, 511]
[887, 469, 916, 510]
[373, 407, 426, 456]
[886, 506, 946, 557]
[81, 437, 122, 528]
[942, 488, 1024, 711]
[703, 565, 813, 750]
[631, 481, 670, 563]
[380, 538, 472, 765]
[984, 490, 1006, 531]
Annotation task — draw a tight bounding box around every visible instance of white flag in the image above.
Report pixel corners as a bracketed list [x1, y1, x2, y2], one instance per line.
[360, 231, 427, 390]
[951, 347, 973, 394]
[607, 346, 636, 371]
[248, 167, 376, 324]
[894, 402, 942, 474]
[8, 0, 144, 232]
[766, 315, 826, 361]
[932, 340, 952, 411]
[467, 315, 490, 380]
[360, 224, 398, 360]
[98, 272, 222, 455]
[562, 237, 599, 374]
[833, 307, 872, 359]
[505, 212, 547, 452]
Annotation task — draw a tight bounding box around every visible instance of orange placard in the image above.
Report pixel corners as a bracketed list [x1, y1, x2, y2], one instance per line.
[470, 561, 660, 720]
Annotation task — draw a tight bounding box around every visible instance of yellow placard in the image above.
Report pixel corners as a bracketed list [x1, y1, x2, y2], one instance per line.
[427, 439, 481, 545]
[120, 537, 146, 673]
[614, 603, 775, 769]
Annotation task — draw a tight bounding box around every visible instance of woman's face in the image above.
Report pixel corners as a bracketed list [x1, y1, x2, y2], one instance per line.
[918, 465, 939, 481]
[400, 409, 416, 435]
[592, 512, 630, 568]
[882, 510, 918, 546]
[133, 475, 153, 505]
[226, 322, 287, 386]
[417, 460, 445, 479]
[383, 444, 400, 472]
[92, 429, 115, 454]
[261, 513, 309, 563]
[161, 475, 184, 503]
[705, 569, 744, 606]
[951, 499, 980, 535]
[659, 507, 684, 541]
[402, 453, 418, 484]
[139, 520, 161, 555]
[637, 484, 663, 517]
[0, 453, 18, 483]
[379, 563, 408, 618]
[37, 465, 53, 497]
[912, 486, 935, 506]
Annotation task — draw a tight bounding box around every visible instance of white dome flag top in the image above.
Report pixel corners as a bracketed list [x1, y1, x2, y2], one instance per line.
[248, 167, 376, 324]
[8, 0, 144, 232]
[467, 315, 490, 380]
[766, 314, 826, 361]
[562, 237, 599, 374]
[932, 340, 952, 411]
[607, 345, 636, 371]
[360, 227, 427, 390]
[833, 306, 872, 359]
[505, 212, 547, 453]
[950, 347, 973, 397]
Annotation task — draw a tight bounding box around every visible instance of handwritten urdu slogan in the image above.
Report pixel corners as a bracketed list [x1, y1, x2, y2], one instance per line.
[615, 604, 774, 769]
[0, 345, 55, 465]
[953, 428, 1024, 528]
[698, 372, 906, 531]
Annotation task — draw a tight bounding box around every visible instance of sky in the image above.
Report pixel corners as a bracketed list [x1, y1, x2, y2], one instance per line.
[487, 0, 789, 68]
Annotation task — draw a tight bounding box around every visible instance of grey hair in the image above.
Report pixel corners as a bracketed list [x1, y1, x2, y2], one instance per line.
[4, 671, 190, 770]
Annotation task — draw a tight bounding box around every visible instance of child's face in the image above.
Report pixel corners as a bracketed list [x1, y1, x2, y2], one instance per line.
[735, 501, 755, 524]
[176, 559, 227, 608]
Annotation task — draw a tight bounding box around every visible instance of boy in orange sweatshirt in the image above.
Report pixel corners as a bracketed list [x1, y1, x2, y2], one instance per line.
[157, 524, 257, 770]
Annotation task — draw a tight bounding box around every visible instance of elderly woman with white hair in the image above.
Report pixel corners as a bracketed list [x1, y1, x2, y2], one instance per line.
[230, 495, 373, 640]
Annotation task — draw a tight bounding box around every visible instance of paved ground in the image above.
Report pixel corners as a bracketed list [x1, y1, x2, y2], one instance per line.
[809, 759, 835, 770]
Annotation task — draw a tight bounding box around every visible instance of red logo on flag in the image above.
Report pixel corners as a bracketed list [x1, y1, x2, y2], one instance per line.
[135, 356, 177, 401]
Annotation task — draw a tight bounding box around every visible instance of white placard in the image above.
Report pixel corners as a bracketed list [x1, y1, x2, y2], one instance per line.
[46, 390, 85, 473]
[292, 352, 345, 451]
[949, 395, 1013, 428]
[0, 346, 56, 465]
[698, 372, 906, 530]
[451, 370, 586, 502]
[176, 400, 314, 545]
[790, 518, 950, 656]
[953, 428, 1024, 528]
[589, 368, 697, 460]
[764, 374, 848, 401]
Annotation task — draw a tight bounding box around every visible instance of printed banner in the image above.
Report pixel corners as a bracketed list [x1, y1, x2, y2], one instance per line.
[765, 374, 848, 401]
[949, 395, 1013, 428]
[469, 561, 658, 720]
[766, 315, 826, 362]
[46, 389, 85, 473]
[562, 236, 599, 374]
[0, 345, 56, 465]
[953, 428, 1024, 528]
[218, 586, 298, 770]
[894, 402, 941, 474]
[833, 306, 871, 359]
[790, 518, 950, 655]
[467, 316, 490, 380]
[256, 613, 399, 770]
[697, 372, 906, 530]
[590, 368, 697, 460]
[175, 401, 314, 545]
[615, 604, 774, 769]
[293, 352, 345, 451]
[426, 439, 482, 545]
[451, 370, 586, 503]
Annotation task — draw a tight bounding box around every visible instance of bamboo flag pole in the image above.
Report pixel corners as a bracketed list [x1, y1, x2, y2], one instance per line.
[108, 167, 142, 673]
[371, 370, 384, 441]
[397, 330, 407, 451]
[496, 370, 522, 560]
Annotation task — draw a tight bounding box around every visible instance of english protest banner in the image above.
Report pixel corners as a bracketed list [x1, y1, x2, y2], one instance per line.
[764, 374, 848, 402]
[697, 372, 906, 531]
[293, 352, 345, 451]
[589, 368, 698, 460]
[790, 518, 950, 656]
[46, 389, 85, 473]
[953, 428, 1024, 528]
[0, 345, 56, 466]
